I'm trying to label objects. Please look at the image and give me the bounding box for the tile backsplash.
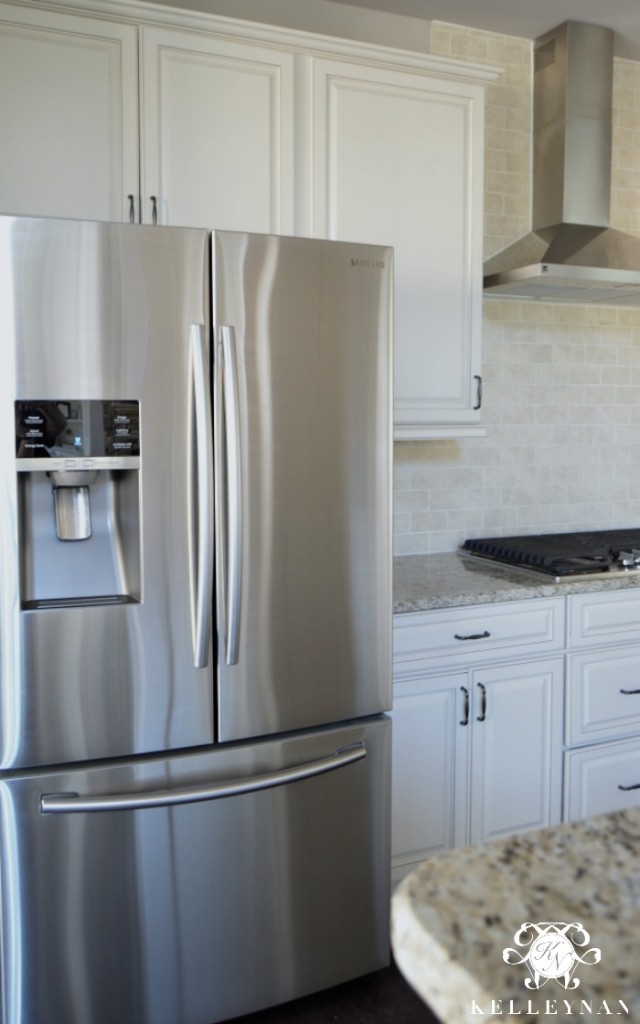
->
[394,300,640,554]
[394,24,640,557]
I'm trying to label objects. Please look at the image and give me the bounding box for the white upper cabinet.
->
[0,3,138,222]
[0,0,495,436]
[140,26,296,231]
[308,58,486,438]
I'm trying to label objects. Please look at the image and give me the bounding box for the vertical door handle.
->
[459,686,469,726]
[215,326,242,666]
[190,325,214,668]
[473,374,483,411]
[127,194,136,223]
[477,682,487,722]
[150,195,158,225]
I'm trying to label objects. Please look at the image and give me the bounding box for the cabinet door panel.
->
[141,27,295,232]
[568,590,640,648]
[310,59,484,437]
[0,4,138,221]
[565,739,640,821]
[469,659,563,845]
[567,647,640,746]
[390,673,468,883]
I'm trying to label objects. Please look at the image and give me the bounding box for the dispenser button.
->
[82,459,94,469]
[64,459,77,469]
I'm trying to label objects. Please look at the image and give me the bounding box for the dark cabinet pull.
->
[454,630,490,641]
[477,682,487,722]
[127,194,135,223]
[459,686,469,726]
[150,195,158,225]
[618,782,640,791]
[620,688,640,695]
[473,374,483,411]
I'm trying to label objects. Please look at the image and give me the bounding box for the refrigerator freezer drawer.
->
[0,717,390,1024]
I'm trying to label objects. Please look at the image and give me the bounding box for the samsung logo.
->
[350,258,386,269]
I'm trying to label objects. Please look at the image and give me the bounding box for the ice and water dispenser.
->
[15,400,141,607]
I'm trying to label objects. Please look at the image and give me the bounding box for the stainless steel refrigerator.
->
[0,215,393,1024]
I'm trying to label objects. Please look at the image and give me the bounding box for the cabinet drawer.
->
[566,648,640,745]
[568,589,640,648]
[564,738,640,821]
[394,599,564,669]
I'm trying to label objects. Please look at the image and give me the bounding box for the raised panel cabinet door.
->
[140,26,295,231]
[564,739,640,822]
[309,58,484,438]
[0,4,139,222]
[390,672,469,884]
[567,647,640,746]
[468,658,564,846]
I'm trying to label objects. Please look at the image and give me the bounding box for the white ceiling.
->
[325,0,640,60]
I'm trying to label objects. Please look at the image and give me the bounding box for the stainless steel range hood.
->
[483,21,640,306]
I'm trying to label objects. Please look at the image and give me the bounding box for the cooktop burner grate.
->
[461,529,640,578]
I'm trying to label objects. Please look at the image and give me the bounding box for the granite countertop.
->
[393,552,640,614]
[391,807,640,1024]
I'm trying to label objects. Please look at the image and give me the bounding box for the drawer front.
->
[568,589,640,648]
[394,599,564,669]
[567,648,640,745]
[564,738,640,822]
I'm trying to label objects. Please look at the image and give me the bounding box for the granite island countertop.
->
[394,552,640,614]
[391,807,640,1024]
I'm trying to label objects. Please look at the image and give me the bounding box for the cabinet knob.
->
[127,194,135,224]
[150,195,158,225]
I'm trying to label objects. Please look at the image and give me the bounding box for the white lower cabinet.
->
[391,602,565,884]
[392,589,640,881]
[468,659,563,846]
[564,589,640,822]
[390,671,468,885]
[565,738,640,821]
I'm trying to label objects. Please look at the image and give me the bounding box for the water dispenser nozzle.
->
[48,470,99,541]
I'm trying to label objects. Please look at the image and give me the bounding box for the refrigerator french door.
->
[0,216,393,1024]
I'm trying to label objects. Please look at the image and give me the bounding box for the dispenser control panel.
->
[15,400,140,470]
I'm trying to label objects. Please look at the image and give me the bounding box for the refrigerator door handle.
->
[216,325,242,666]
[39,742,367,813]
[190,323,214,668]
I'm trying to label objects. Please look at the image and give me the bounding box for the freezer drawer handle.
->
[39,743,366,814]
[190,324,214,668]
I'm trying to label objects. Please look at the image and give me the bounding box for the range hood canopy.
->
[483,21,640,306]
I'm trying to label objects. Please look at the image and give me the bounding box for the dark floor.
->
[229,958,441,1024]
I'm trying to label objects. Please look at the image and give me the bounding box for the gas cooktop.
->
[461,529,640,581]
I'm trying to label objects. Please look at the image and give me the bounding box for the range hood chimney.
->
[483,21,640,306]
